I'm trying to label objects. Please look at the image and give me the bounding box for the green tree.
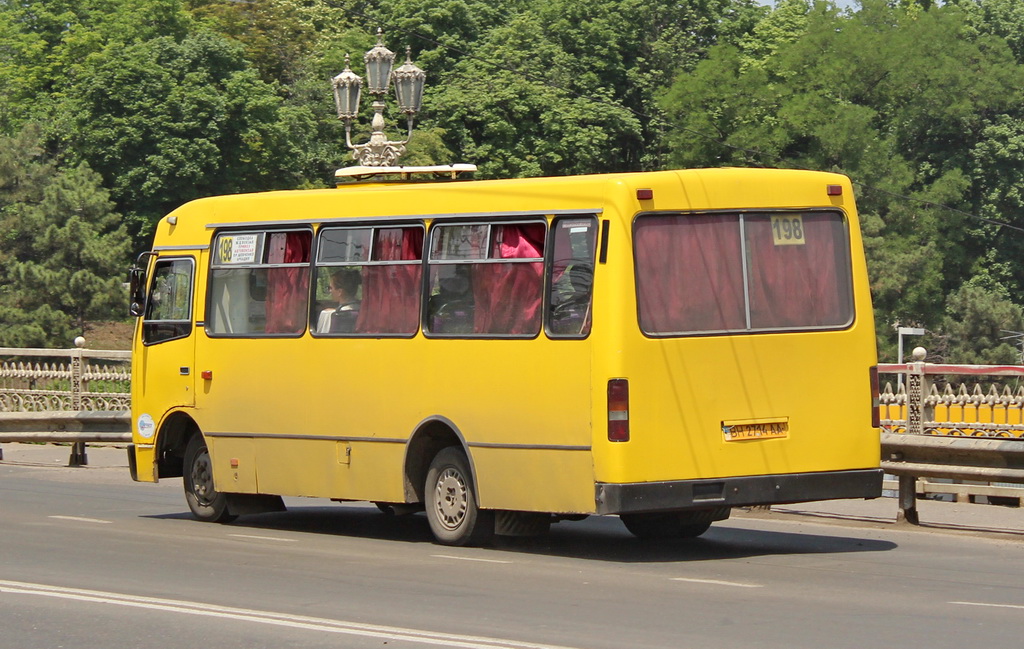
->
[659,0,1024,359]
[939,282,1024,364]
[63,30,318,246]
[0,0,194,134]
[422,0,758,177]
[0,127,129,346]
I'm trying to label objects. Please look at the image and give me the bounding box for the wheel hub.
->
[190,450,216,505]
[434,467,467,530]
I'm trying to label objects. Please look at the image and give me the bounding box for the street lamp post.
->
[332,29,426,167]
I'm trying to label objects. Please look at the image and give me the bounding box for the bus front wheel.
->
[183,434,236,524]
[425,447,494,546]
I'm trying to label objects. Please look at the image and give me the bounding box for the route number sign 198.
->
[770,215,805,246]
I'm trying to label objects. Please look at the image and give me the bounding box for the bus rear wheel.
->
[620,510,715,539]
[183,434,236,524]
[425,447,494,546]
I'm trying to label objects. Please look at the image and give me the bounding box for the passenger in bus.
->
[428,267,474,333]
[317,269,361,333]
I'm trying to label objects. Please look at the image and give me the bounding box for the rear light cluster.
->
[607,379,630,442]
[869,366,880,428]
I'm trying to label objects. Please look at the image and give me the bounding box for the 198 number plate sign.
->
[770,214,805,246]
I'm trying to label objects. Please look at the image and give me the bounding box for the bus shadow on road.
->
[146,503,897,563]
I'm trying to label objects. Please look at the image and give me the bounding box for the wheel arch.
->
[155,411,201,479]
[403,416,474,503]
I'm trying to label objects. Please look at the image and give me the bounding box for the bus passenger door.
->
[136,257,197,412]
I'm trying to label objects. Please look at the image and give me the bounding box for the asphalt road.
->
[2,445,1023,649]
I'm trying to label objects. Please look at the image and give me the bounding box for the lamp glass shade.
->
[364,32,395,94]
[332,66,362,120]
[393,52,426,115]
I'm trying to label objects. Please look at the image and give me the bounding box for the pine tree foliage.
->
[0,128,129,346]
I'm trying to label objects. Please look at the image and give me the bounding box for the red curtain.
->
[471,224,545,335]
[265,232,311,334]
[635,215,744,334]
[745,214,850,328]
[356,227,424,334]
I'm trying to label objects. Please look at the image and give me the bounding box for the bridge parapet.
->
[0,338,130,465]
[880,348,1024,523]
[0,338,130,412]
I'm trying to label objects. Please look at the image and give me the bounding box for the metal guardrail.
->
[0,411,131,465]
[879,348,1024,524]
[0,338,130,466]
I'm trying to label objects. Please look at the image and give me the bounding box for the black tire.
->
[183,434,236,524]
[424,447,494,546]
[621,511,714,539]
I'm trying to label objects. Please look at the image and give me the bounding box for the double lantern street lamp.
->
[332,29,426,167]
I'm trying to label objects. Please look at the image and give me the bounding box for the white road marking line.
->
[228,534,298,543]
[0,580,575,649]
[431,554,513,564]
[951,601,1024,611]
[47,515,112,524]
[671,577,763,589]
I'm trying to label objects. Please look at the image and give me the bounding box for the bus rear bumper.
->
[595,468,883,515]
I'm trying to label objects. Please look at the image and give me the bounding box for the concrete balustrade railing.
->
[880,347,1024,524]
[0,338,130,466]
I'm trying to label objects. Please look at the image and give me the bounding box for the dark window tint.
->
[745,213,853,329]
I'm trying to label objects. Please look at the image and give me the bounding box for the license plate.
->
[723,419,789,441]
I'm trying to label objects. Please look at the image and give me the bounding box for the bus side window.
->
[426,221,545,337]
[207,230,311,336]
[547,217,597,337]
[313,225,422,336]
[143,258,194,345]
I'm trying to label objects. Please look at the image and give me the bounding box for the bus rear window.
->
[634,211,853,335]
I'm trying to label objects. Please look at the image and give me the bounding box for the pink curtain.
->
[635,215,744,333]
[471,224,545,335]
[746,214,850,328]
[356,227,423,334]
[265,232,311,334]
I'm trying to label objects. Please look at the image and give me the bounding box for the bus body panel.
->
[189,327,594,509]
[131,167,880,519]
[586,171,877,495]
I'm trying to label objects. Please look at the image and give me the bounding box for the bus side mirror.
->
[128,266,146,317]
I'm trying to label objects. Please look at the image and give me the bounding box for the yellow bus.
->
[128,166,882,546]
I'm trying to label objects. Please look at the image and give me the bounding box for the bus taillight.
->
[869,366,880,428]
[608,379,630,442]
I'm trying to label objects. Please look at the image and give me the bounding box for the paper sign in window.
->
[770,215,805,246]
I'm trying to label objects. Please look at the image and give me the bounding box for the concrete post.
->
[68,337,88,467]
[897,347,929,524]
